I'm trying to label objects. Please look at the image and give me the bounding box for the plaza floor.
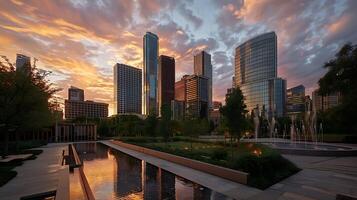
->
[0,143,69,200]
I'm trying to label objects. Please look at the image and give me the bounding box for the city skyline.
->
[1,0,357,115]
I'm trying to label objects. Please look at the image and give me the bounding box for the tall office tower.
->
[114,63,142,115]
[65,87,108,119]
[194,51,212,108]
[143,32,159,115]
[68,86,84,101]
[158,55,175,116]
[312,89,342,112]
[186,75,209,118]
[16,54,31,72]
[235,32,286,117]
[287,85,305,116]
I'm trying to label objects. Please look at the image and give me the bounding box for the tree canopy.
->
[220,87,249,139]
[317,43,357,134]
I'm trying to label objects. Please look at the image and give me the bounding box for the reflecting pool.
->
[70,143,233,200]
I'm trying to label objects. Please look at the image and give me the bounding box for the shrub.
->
[233,153,300,189]
[211,149,228,161]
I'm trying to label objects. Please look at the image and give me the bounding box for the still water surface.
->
[70,143,233,200]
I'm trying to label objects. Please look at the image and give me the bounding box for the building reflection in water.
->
[72,143,232,200]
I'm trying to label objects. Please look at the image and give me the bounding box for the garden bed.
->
[117,137,300,189]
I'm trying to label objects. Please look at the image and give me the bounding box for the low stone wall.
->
[110,140,249,185]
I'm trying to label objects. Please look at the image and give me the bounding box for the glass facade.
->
[143,32,159,115]
[235,32,286,117]
[194,51,212,108]
[287,85,305,115]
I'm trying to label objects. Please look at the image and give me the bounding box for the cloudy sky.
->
[0,0,356,115]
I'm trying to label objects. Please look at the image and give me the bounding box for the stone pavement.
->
[249,155,357,200]
[0,143,69,200]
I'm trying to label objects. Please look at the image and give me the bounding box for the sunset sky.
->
[1,0,356,115]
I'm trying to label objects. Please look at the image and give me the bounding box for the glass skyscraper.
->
[194,51,212,108]
[235,32,286,117]
[143,32,159,115]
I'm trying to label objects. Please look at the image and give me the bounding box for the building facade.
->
[235,32,286,117]
[16,54,31,72]
[68,86,84,101]
[65,87,108,119]
[287,85,305,116]
[143,32,159,115]
[158,55,175,116]
[194,51,212,108]
[114,63,142,115]
[186,75,209,118]
[312,90,342,112]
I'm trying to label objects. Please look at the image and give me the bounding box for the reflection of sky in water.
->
[70,143,233,200]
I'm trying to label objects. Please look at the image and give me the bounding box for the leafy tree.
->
[159,104,171,141]
[220,87,248,140]
[220,88,248,158]
[144,112,158,136]
[0,56,59,156]
[318,43,357,134]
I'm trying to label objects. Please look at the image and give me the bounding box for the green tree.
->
[0,56,59,156]
[159,104,172,141]
[318,43,357,134]
[144,112,158,136]
[220,88,248,157]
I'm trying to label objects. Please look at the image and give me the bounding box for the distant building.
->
[114,63,142,115]
[171,100,185,120]
[287,85,305,116]
[16,54,31,72]
[68,86,84,101]
[175,75,189,102]
[158,55,175,116]
[234,32,286,117]
[194,51,212,108]
[143,32,159,115]
[209,109,221,128]
[212,101,222,110]
[186,75,209,118]
[312,90,342,112]
[65,87,108,119]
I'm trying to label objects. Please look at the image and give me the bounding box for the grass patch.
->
[120,139,300,189]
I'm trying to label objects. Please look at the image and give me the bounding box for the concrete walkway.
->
[101,141,261,200]
[249,155,357,200]
[0,143,68,200]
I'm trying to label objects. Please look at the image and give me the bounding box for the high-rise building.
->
[312,90,342,112]
[65,87,108,119]
[16,54,31,72]
[234,32,286,117]
[68,86,84,101]
[158,55,175,116]
[287,85,305,116]
[114,63,142,115]
[143,32,159,115]
[194,51,212,108]
[175,75,189,102]
[186,75,209,118]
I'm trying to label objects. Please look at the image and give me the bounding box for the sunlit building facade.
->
[143,32,159,115]
[186,75,209,118]
[287,85,305,116]
[114,63,142,115]
[235,32,286,117]
[312,90,342,112]
[194,51,212,108]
